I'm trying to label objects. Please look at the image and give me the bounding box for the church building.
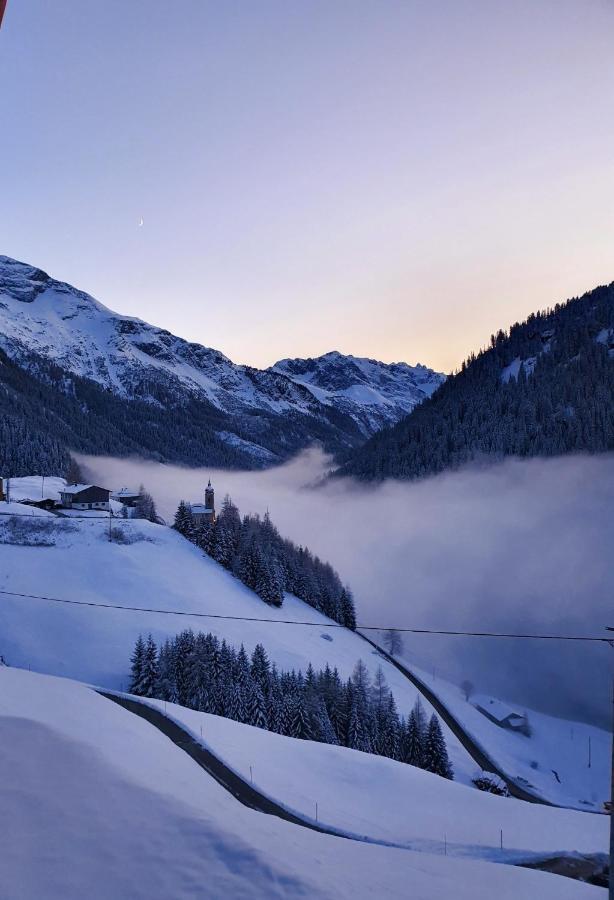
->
[191,479,216,526]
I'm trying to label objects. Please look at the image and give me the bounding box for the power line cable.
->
[0,588,609,642]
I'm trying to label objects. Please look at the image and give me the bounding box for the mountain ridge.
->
[0,255,443,474]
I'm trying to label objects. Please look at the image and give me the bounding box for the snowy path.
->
[98,691,354,840]
[101,690,607,879]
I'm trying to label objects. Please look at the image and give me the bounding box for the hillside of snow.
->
[0,493,476,783]
[0,668,603,900]
[399,662,610,813]
[0,255,444,452]
[137,694,608,863]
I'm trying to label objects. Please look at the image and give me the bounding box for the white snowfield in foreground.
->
[140,695,608,862]
[0,668,603,900]
[0,498,476,782]
[405,663,610,812]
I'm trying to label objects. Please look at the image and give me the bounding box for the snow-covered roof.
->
[60,484,93,495]
[190,504,213,514]
[111,488,141,499]
[474,696,526,723]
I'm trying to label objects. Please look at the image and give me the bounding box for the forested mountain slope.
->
[336,283,614,481]
[0,346,262,475]
[0,255,442,475]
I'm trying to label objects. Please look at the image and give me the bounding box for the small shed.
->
[474,697,531,737]
[20,498,56,511]
[59,484,110,511]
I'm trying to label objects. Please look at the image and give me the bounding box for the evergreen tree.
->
[173,501,192,536]
[339,588,357,630]
[140,634,159,697]
[246,683,269,729]
[423,714,454,779]
[174,629,195,706]
[290,694,312,740]
[129,635,146,695]
[135,484,157,522]
[402,705,425,767]
[346,688,372,753]
[250,644,271,692]
[155,639,177,701]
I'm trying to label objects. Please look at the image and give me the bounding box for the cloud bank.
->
[82,450,614,727]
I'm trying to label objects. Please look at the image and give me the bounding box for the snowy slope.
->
[140,696,608,863]
[1,474,67,502]
[401,663,610,812]
[0,668,602,900]
[0,497,476,783]
[0,255,443,449]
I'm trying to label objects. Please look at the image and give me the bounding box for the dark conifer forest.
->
[173,496,356,628]
[129,631,454,780]
[337,283,614,480]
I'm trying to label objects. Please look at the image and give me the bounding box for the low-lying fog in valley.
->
[83,450,614,728]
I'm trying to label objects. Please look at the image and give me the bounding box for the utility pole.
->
[606,627,613,900]
[610,676,614,900]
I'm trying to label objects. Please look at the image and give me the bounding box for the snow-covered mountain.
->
[0,255,444,468]
[273,351,444,434]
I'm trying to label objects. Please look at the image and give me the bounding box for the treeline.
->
[338,282,614,480]
[129,631,453,779]
[174,497,356,628]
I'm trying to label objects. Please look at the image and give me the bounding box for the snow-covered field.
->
[399,660,610,812]
[0,667,603,900]
[137,694,608,864]
[1,475,66,503]
[0,488,476,783]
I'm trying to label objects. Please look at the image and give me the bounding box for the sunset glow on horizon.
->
[1,0,613,372]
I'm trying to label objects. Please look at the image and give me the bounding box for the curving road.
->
[97,689,603,887]
[97,690,413,851]
[98,691,342,833]
[357,633,554,806]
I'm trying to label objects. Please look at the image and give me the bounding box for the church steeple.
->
[205,479,215,517]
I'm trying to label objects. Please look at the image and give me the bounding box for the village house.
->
[59,484,111,511]
[111,488,142,508]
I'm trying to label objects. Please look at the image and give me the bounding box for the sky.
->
[1,1,614,372]
[85,450,614,728]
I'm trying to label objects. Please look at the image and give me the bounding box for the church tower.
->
[205,479,215,521]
